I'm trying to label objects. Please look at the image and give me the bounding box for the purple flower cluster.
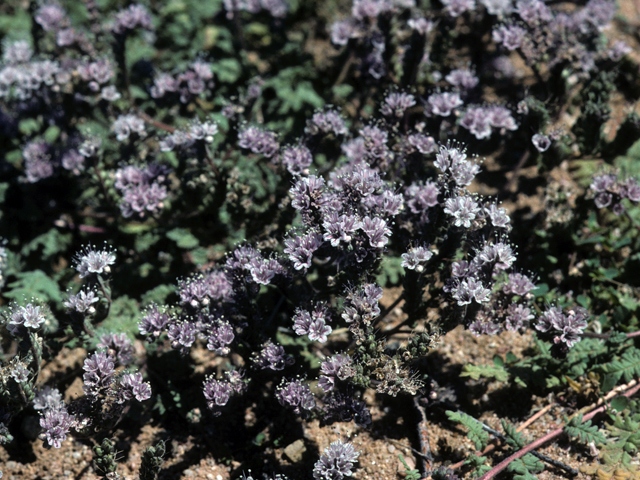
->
[341,283,383,326]
[459,105,518,139]
[178,270,233,308]
[401,245,433,272]
[5,302,47,335]
[112,4,153,35]
[381,92,416,118]
[82,351,115,397]
[434,144,481,186]
[238,125,280,158]
[305,109,349,136]
[97,333,134,366]
[281,144,313,175]
[284,231,324,271]
[138,304,172,339]
[293,304,332,343]
[223,0,289,19]
[535,306,589,348]
[114,164,170,218]
[318,354,354,393]
[151,60,214,104]
[426,92,464,117]
[253,341,294,370]
[313,440,360,480]
[441,0,476,17]
[276,378,315,414]
[39,404,75,449]
[64,288,99,315]
[492,24,527,50]
[590,173,640,213]
[73,244,116,278]
[112,114,146,141]
[22,142,54,183]
[203,371,246,411]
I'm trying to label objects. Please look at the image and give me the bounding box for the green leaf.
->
[531,283,549,297]
[598,350,640,390]
[166,228,199,249]
[461,363,509,382]
[446,410,490,450]
[211,58,242,83]
[4,270,63,304]
[610,396,629,413]
[564,413,607,445]
[20,228,72,260]
[141,284,175,307]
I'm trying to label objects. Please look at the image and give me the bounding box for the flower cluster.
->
[590,173,640,214]
[276,378,315,414]
[113,164,171,218]
[73,245,116,278]
[313,441,360,480]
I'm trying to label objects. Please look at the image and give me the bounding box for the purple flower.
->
[23,142,54,183]
[306,109,348,136]
[238,126,279,158]
[408,17,434,35]
[2,40,32,64]
[313,441,359,480]
[97,333,134,366]
[61,149,85,174]
[8,303,47,331]
[318,354,354,392]
[475,242,516,270]
[407,133,437,154]
[282,144,313,175]
[342,283,383,325]
[493,25,527,50]
[39,405,75,448]
[503,272,535,296]
[460,107,493,139]
[291,175,326,212]
[427,92,463,117]
[253,341,293,370]
[150,72,179,98]
[405,182,440,213]
[112,114,146,141]
[203,375,239,409]
[441,0,476,16]
[292,305,332,343]
[360,216,391,248]
[112,4,153,35]
[139,305,171,339]
[35,4,67,32]
[480,0,513,15]
[34,386,64,411]
[118,372,151,403]
[505,304,534,331]
[516,0,552,24]
[276,378,315,414]
[205,320,235,355]
[381,92,416,117]
[485,204,511,228]
[401,246,433,272]
[535,306,588,348]
[73,245,116,278]
[284,231,324,271]
[445,68,479,89]
[330,20,356,46]
[452,277,491,305]
[444,196,481,228]
[82,351,115,396]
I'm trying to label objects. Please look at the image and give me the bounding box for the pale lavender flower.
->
[167,320,200,351]
[480,0,513,15]
[253,341,293,370]
[381,92,416,117]
[82,351,115,396]
[2,40,33,64]
[427,92,463,117]
[535,306,588,348]
[360,216,391,248]
[35,4,67,32]
[401,246,433,272]
[407,133,437,154]
[452,277,491,305]
[313,441,360,480]
[408,17,434,35]
[445,68,479,89]
[8,303,47,331]
[318,354,354,392]
[284,232,324,271]
[590,174,617,193]
[444,196,481,228]
[306,109,348,136]
[486,105,518,131]
[11,364,29,383]
[532,134,551,152]
[112,4,153,35]
[238,126,279,158]
[118,372,151,402]
[608,41,632,61]
[342,283,383,325]
[23,142,54,183]
[293,305,332,343]
[323,213,361,247]
[282,144,313,175]
[485,204,511,228]
[505,304,534,331]
[405,182,440,212]
[112,114,146,141]
[39,405,75,448]
[503,272,535,296]
[276,378,315,414]
[441,0,476,16]
[73,245,116,278]
[203,377,232,408]
[331,20,356,46]
[516,0,552,24]
[61,149,85,174]
[98,333,134,366]
[493,24,526,50]
[150,72,179,98]
[139,305,171,338]
[33,386,63,411]
[475,242,516,270]
[64,289,99,314]
[460,106,493,139]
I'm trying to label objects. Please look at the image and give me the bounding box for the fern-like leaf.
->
[501,419,529,449]
[564,414,607,445]
[598,350,640,392]
[446,410,490,451]
[461,364,509,382]
[507,455,544,480]
[463,454,491,477]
